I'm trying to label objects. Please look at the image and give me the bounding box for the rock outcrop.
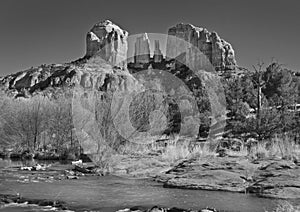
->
[153,40,163,63]
[166,23,236,71]
[155,157,300,199]
[0,57,140,98]
[86,20,128,69]
[134,33,151,64]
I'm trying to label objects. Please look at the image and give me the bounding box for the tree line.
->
[0,62,299,157]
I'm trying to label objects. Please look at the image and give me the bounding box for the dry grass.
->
[102,133,300,174]
[89,134,300,176]
[226,145,248,157]
[160,144,191,164]
[225,135,300,161]
[273,135,300,160]
[249,142,272,159]
[160,139,217,164]
[190,144,217,158]
[248,137,300,160]
[266,201,300,212]
[118,136,217,165]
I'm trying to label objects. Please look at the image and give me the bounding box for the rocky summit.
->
[167,23,236,71]
[86,20,128,69]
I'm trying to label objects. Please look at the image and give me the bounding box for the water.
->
[0,159,280,212]
[0,158,68,167]
[0,203,70,212]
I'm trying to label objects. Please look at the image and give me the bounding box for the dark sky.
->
[0,0,299,75]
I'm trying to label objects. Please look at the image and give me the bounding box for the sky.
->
[0,0,299,75]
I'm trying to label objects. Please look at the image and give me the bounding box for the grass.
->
[226,145,248,157]
[189,143,217,158]
[160,144,191,164]
[249,139,300,161]
[266,201,300,212]
[102,136,219,173]
[273,135,300,160]
[88,133,300,175]
[225,135,300,161]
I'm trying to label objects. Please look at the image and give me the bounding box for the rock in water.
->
[166,23,236,71]
[86,20,128,69]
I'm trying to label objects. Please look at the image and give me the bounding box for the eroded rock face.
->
[0,58,140,98]
[166,23,236,71]
[153,40,163,63]
[134,33,151,64]
[86,20,128,69]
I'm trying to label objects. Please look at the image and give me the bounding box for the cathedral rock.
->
[85,20,237,72]
[1,20,239,98]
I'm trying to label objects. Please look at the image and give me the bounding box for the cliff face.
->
[166,23,236,71]
[86,20,128,69]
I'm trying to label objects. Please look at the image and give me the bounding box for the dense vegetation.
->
[223,63,300,144]
[0,62,299,162]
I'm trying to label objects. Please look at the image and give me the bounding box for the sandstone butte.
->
[0,19,238,98]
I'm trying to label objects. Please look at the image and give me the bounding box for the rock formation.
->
[0,20,240,98]
[166,23,236,71]
[0,58,140,98]
[134,33,151,64]
[153,40,163,63]
[86,20,128,69]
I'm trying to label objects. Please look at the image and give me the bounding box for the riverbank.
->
[2,152,300,200]
[98,149,300,200]
[0,194,69,210]
[0,159,279,212]
[0,194,219,212]
[1,151,299,212]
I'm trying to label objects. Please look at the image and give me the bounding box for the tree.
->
[223,62,297,142]
[262,63,298,135]
[48,95,75,154]
[0,95,52,151]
